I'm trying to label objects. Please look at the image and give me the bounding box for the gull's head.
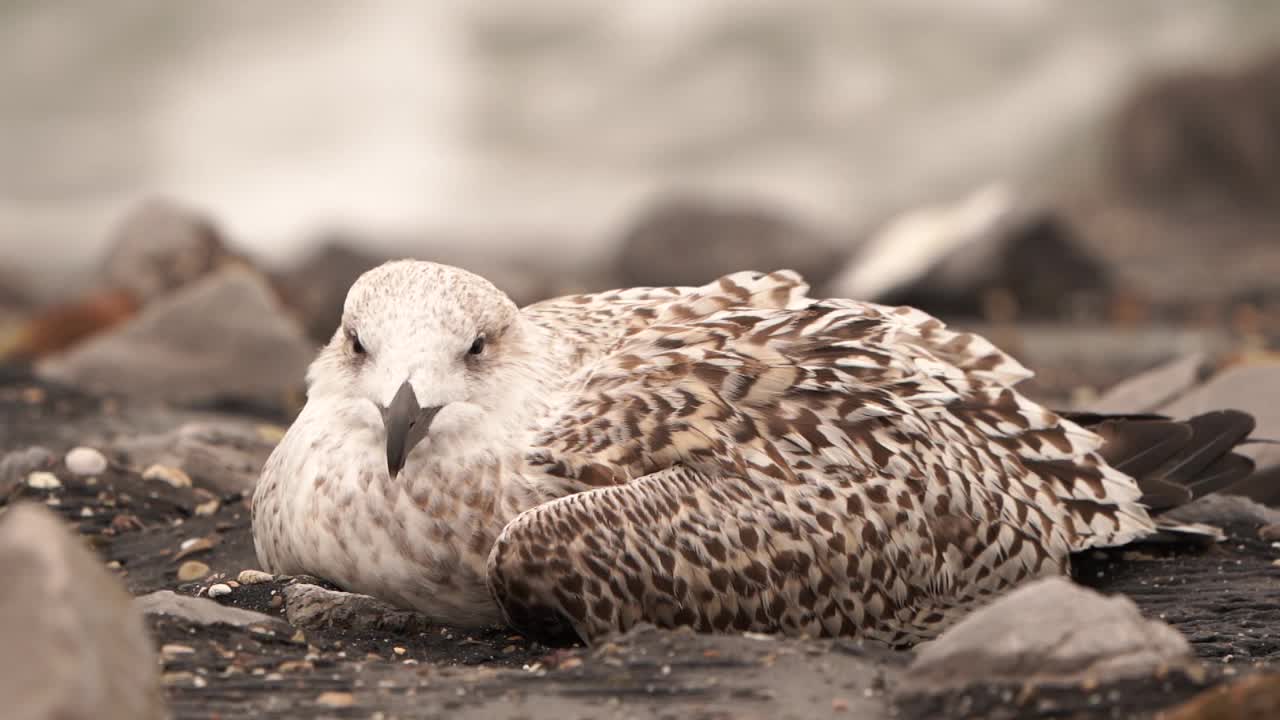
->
[305,260,527,477]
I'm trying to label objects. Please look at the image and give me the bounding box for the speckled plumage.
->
[252,260,1251,645]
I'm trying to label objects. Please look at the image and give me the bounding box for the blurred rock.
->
[1090,356,1280,505]
[1163,495,1280,529]
[903,577,1192,692]
[0,445,56,499]
[0,270,31,326]
[284,583,433,635]
[0,502,164,720]
[112,420,278,494]
[615,196,844,289]
[271,239,388,343]
[0,289,140,362]
[137,590,289,632]
[1106,49,1280,212]
[36,265,313,411]
[472,256,603,308]
[100,198,244,302]
[1067,49,1280,317]
[1160,362,1280,473]
[271,238,589,342]
[1067,201,1280,317]
[1088,353,1213,414]
[1,198,248,362]
[832,185,1112,319]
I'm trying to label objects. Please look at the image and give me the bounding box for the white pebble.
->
[237,569,274,585]
[64,446,107,476]
[207,583,233,598]
[142,464,192,488]
[26,471,62,490]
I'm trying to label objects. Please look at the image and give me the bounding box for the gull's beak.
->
[379,380,443,478]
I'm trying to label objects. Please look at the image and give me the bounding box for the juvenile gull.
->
[252,260,1256,645]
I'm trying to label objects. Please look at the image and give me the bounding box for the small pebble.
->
[143,464,192,489]
[392,646,407,656]
[26,471,61,489]
[79,507,94,517]
[176,536,217,560]
[161,644,196,659]
[194,498,221,516]
[316,692,355,708]
[161,671,194,686]
[177,561,211,582]
[237,569,274,585]
[64,446,107,476]
[208,583,232,598]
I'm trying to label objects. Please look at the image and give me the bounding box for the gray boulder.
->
[904,577,1193,692]
[615,196,845,289]
[828,185,1111,319]
[37,265,313,410]
[1088,353,1213,414]
[284,583,434,634]
[0,503,164,720]
[98,197,241,302]
[271,239,387,343]
[137,590,290,633]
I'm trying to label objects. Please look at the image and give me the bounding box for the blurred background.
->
[3,0,1280,409]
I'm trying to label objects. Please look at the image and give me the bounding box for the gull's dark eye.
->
[468,335,486,356]
[349,331,366,356]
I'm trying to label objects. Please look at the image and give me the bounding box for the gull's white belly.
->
[252,419,504,627]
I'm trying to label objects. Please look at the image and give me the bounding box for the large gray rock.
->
[0,502,164,720]
[904,577,1193,692]
[98,198,242,302]
[271,239,387,343]
[828,185,1112,319]
[37,265,313,409]
[1160,363,1280,473]
[112,419,278,494]
[1105,49,1280,212]
[615,196,845,289]
[283,583,434,635]
[137,590,289,633]
[1088,352,1213,414]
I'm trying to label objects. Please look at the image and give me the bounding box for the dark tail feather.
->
[1221,464,1280,507]
[1059,409,1258,513]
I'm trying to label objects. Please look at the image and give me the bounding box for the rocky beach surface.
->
[2,354,1280,719]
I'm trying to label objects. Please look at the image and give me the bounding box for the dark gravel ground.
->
[3,365,1280,719]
